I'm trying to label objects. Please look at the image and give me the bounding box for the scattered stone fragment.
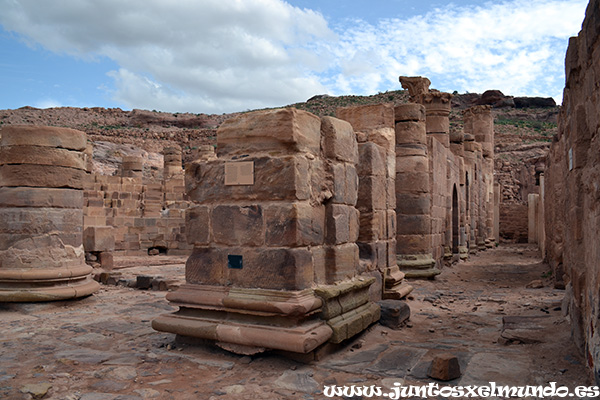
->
[526,280,543,289]
[20,382,52,399]
[378,300,410,329]
[274,370,320,394]
[428,353,461,381]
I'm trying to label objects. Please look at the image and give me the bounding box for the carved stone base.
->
[397,254,440,279]
[458,246,469,260]
[383,266,414,299]
[153,284,332,354]
[314,277,380,344]
[0,265,99,302]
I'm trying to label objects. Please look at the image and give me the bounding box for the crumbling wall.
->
[83,149,192,261]
[545,0,600,384]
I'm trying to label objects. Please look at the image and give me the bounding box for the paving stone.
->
[365,347,428,377]
[274,370,320,394]
[459,352,532,386]
[54,348,113,364]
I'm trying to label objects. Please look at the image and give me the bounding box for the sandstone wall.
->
[545,0,600,384]
[498,203,528,242]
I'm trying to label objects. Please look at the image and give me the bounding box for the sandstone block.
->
[378,300,410,329]
[357,175,386,212]
[185,205,210,245]
[0,232,82,251]
[0,125,87,150]
[357,142,385,177]
[0,187,83,209]
[395,171,430,194]
[396,234,432,254]
[186,246,314,290]
[217,108,321,156]
[337,104,394,133]
[397,215,431,235]
[83,226,115,252]
[325,243,358,283]
[0,207,83,236]
[331,163,358,205]
[394,104,425,122]
[0,146,87,170]
[396,155,429,173]
[386,177,396,209]
[99,252,114,270]
[265,202,324,247]
[396,193,431,215]
[321,116,359,164]
[386,210,396,239]
[395,121,427,146]
[428,353,461,381]
[312,246,327,284]
[325,204,354,245]
[186,156,311,203]
[0,164,89,189]
[211,204,264,247]
[358,210,386,242]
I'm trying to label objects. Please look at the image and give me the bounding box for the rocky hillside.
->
[0,89,557,202]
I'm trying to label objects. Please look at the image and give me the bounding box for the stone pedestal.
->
[0,125,99,301]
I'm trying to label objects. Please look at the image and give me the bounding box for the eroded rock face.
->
[0,125,99,302]
[545,0,600,385]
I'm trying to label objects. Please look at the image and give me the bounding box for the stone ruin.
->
[544,0,600,384]
[0,76,499,356]
[0,126,99,301]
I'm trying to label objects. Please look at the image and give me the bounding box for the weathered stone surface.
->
[83,226,115,252]
[428,353,462,381]
[265,202,324,247]
[357,142,385,177]
[324,243,359,283]
[0,207,83,236]
[211,205,264,247]
[325,204,353,245]
[0,164,89,189]
[356,175,386,212]
[396,214,430,235]
[0,187,83,209]
[0,125,87,150]
[217,108,321,156]
[395,121,427,145]
[321,116,359,164]
[331,162,358,205]
[0,145,87,170]
[185,205,210,245]
[394,103,426,122]
[186,156,312,203]
[358,210,386,242]
[337,104,394,133]
[186,247,314,290]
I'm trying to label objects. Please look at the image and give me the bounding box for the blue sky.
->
[0,0,589,113]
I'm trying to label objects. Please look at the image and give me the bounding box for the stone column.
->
[337,104,413,300]
[163,146,183,178]
[494,182,500,245]
[0,125,99,301]
[423,91,453,148]
[462,133,480,254]
[121,156,143,178]
[394,104,439,278]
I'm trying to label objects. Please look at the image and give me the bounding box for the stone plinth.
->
[154,108,378,354]
[0,125,99,302]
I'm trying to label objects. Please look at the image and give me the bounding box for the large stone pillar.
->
[121,156,143,178]
[394,104,439,278]
[337,104,413,299]
[0,125,99,301]
[153,108,379,354]
[462,133,481,254]
[464,106,494,249]
[163,146,183,178]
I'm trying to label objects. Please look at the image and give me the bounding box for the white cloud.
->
[318,0,587,103]
[0,0,588,112]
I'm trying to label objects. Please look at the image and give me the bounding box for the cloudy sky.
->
[0,0,589,114]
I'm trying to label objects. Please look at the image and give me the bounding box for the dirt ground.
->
[0,244,594,400]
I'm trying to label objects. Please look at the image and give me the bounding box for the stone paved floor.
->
[0,244,594,399]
